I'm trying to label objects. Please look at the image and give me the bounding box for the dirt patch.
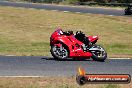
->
[109,54,132,58]
[0,77,131,88]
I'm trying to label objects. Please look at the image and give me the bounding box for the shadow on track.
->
[41,57,97,62]
[40,56,110,62]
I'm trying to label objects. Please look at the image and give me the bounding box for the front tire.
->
[91,45,107,62]
[51,44,69,60]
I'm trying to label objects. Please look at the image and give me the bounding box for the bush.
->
[64,0,80,4]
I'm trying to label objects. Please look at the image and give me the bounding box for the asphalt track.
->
[0,56,131,76]
[0,1,126,16]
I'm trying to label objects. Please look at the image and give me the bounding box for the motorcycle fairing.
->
[51,34,92,57]
[88,36,98,43]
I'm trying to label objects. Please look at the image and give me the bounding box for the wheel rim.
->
[92,46,106,58]
[52,46,68,59]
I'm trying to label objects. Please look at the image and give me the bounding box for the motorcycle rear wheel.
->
[91,45,107,62]
[51,44,69,60]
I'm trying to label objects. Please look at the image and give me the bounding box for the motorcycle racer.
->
[75,31,92,50]
[62,30,92,51]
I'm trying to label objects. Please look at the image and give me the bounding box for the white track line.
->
[63,11,70,13]
[51,9,116,17]
[108,15,114,16]
[5,55,16,56]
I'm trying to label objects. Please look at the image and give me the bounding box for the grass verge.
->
[0,77,131,88]
[0,6,132,57]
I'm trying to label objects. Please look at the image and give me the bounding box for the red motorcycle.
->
[50,29,107,61]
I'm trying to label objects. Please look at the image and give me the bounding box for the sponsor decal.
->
[76,67,131,85]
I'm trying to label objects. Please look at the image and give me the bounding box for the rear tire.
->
[91,45,107,62]
[50,44,69,60]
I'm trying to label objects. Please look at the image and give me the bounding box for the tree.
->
[94,0,108,3]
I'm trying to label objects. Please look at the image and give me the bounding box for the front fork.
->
[53,43,63,52]
[82,42,93,51]
[89,45,104,56]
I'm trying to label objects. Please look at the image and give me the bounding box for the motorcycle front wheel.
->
[91,45,107,62]
[50,44,69,60]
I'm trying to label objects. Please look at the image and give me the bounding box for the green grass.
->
[0,6,132,57]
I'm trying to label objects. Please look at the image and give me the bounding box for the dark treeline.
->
[81,0,132,3]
